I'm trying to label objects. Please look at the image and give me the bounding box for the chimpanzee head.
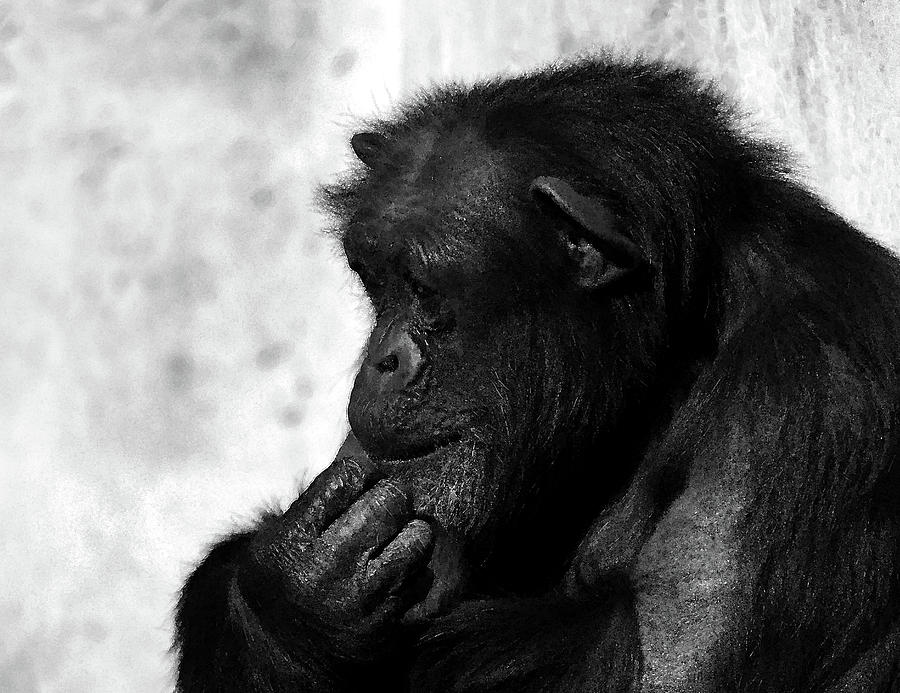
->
[320,63,744,565]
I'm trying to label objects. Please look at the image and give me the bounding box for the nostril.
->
[375,353,399,374]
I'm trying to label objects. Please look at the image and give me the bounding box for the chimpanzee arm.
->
[174,521,349,692]
[410,576,641,692]
[174,455,434,693]
[822,622,900,693]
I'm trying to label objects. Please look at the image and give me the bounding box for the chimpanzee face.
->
[335,126,650,550]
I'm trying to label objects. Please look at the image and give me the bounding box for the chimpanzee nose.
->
[348,322,426,458]
[375,353,400,374]
[366,323,423,392]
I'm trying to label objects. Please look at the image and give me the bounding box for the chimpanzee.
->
[174,56,900,692]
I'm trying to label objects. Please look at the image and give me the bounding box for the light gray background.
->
[1,1,897,690]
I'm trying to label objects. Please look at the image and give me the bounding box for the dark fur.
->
[175,56,900,691]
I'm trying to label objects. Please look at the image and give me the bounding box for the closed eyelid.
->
[399,261,436,292]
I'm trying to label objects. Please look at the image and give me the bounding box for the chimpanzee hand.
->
[240,456,434,663]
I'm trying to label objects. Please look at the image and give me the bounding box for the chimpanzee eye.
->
[410,279,434,300]
[408,277,437,308]
[400,268,429,298]
[405,273,454,330]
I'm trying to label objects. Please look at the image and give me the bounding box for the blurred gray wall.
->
[0,1,897,690]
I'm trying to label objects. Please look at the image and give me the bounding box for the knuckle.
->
[374,478,408,503]
[336,456,379,487]
[367,481,410,517]
[387,522,432,560]
[406,519,433,545]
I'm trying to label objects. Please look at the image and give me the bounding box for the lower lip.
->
[378,438,468,469]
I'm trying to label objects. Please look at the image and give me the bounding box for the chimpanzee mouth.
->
[377,435,469,469]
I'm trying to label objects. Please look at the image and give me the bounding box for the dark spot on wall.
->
[160,258,219,305]
[330,49,357,78]
[143,272,161,292]
[557,29,577,54]
[295,376,314,399]
[209,20,241,44]
[103,142,129,161]
[280,406,304,428]
[83,128,130,161]
[166,352,194,390]
[649,0,676,22]
[251,186,275,209]
[296,7,320,38]
[225,135,271,164]
[0,20,21,43]
[78,163,108,193]
[235,41,278,75]
[256,341,293,370]
[112,270,131,294]
[146,0,170,14]
[82,620,109,643]
[0,99,24,128]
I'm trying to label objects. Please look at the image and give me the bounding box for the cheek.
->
[454,315,534,385]
[422,336,498,424]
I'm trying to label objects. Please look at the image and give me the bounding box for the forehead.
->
[394,130,516,234]
[343,128,522,268]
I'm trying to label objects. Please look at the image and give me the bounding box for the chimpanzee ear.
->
[350,132,386,168]
[530,176,647,290]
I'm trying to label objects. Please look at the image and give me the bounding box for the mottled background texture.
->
[1,1,897,690]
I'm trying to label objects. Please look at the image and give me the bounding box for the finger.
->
[323,479,410,556]
[377,567,434,621]
[367,519,434,599]
[284,456,383,536]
